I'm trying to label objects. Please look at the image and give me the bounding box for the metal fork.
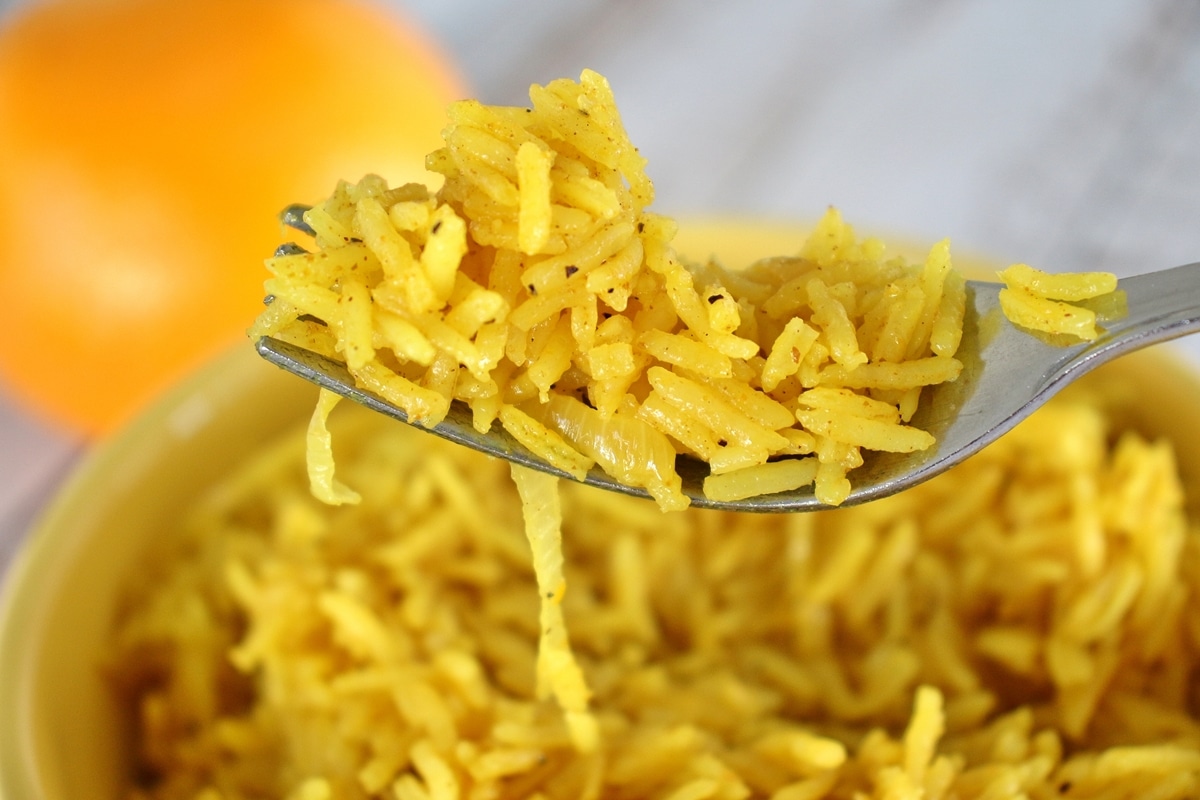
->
[257,248,1200,511]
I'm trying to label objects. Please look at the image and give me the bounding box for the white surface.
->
[3,0,1200,578]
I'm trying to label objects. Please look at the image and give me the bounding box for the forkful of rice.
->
[251,70,1200,513]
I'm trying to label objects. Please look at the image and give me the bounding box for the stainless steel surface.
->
[255,262,1200,511]
[4,1,1200,564]
[860,262,1200,507]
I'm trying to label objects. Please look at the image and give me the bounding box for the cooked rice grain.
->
[997,263,1120,342]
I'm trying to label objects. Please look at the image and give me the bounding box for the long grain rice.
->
[249,70,970,509]
[110,384,1200,799]
[108,71,1192,800]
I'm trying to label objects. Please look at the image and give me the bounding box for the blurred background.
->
[1,0,1198,577]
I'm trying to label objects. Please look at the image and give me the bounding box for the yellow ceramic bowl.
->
[1,223,1198,799]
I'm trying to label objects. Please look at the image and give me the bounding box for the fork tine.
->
[273,242,309,257]
[279,203,315,236]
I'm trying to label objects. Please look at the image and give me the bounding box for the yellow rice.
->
[249,70,968,510]
[110,384,1200,799]
[109,71,1193,800]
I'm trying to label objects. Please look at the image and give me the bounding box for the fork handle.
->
[1104,261,1200,356]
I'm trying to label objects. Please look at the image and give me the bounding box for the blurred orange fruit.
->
[0,0,465,437]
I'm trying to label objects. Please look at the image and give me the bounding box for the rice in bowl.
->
[109,377,1200,800]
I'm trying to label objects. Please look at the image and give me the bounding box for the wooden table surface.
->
[2,0,1199,580]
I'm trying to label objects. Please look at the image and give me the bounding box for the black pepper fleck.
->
[431,220,442,234]
[565,265,578,277]
[527,283,538,296]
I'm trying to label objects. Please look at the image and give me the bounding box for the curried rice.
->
[249,70,969,510]
[110,385,1200,799]
[110,70,1197,800]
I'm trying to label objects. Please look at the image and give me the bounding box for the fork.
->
[256,252,1200,512]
